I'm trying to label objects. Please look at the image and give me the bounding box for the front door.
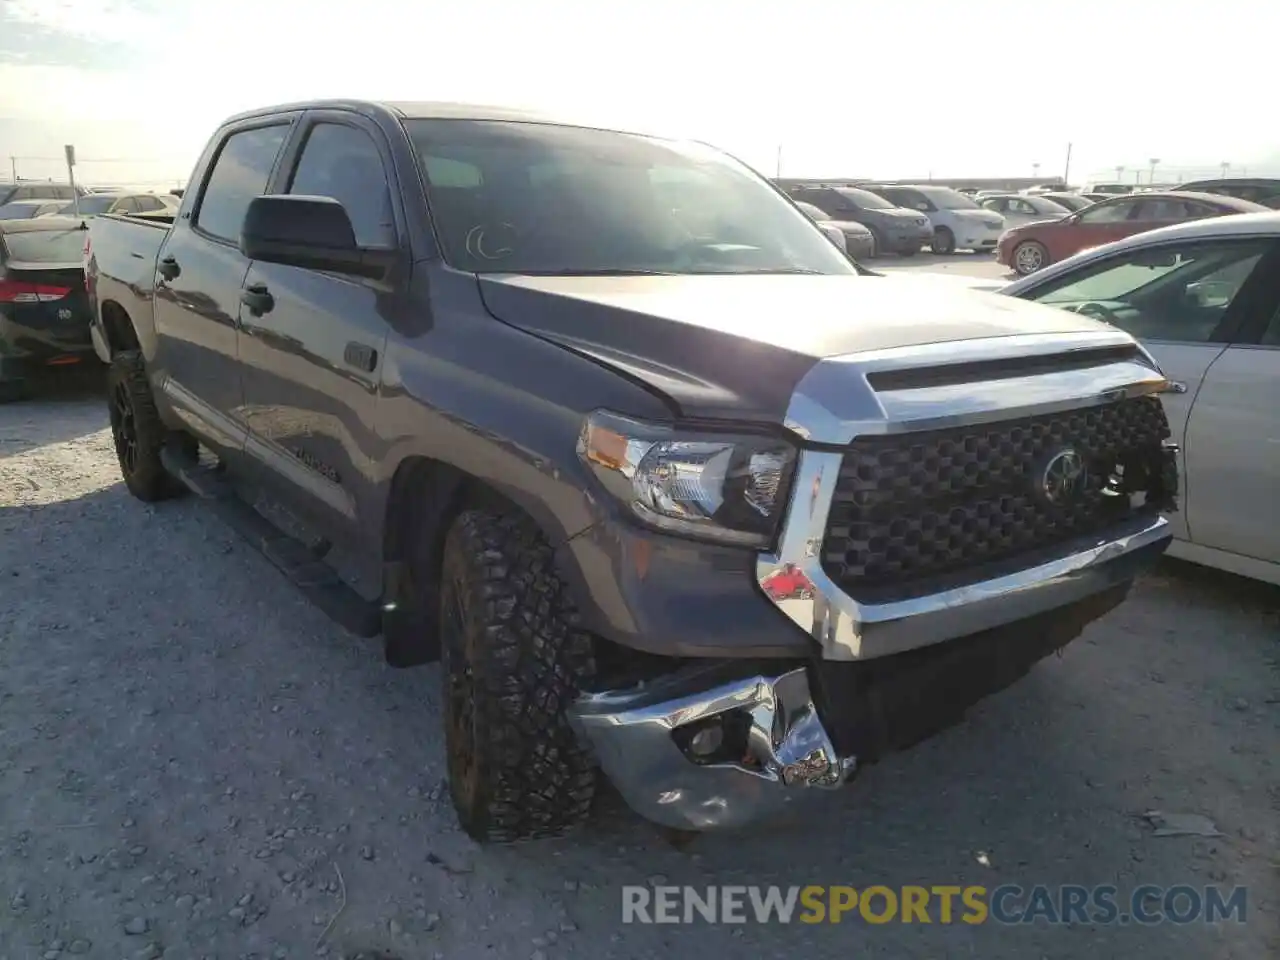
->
[1180,271,1280,566]
[237,113,402,546]
[151,119,294,452]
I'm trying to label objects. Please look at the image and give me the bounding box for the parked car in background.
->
[996,191,1267,276]
[1081,182,1132,197]
[49,192,180,218]
[980,193,1071,229]
[0,182,85,206]
[1039,192,1094,212]
[1175,178,1280,210]
[0,217,94,400]
[793,199,876,259]
[0,200,68,220]
[863,183,1006,255]
[783,184,931,256]
[1002,211,1280,585]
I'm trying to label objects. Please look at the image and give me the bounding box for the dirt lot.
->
[1,369,1277,960]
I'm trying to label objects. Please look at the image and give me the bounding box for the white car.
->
[864,184,1007,255]
[1002,212,1280,585]
[980,194,1072,230]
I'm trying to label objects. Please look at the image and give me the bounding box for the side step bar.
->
[160,446,383,638]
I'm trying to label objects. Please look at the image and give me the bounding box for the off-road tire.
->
[107,350,184,502]
[439,508,598,843]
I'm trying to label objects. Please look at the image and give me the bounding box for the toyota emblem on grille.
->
[1037,448,1088,505]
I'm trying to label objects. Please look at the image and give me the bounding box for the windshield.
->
[835,187,893,210]
[4,227,86,262]
[58,195,116,215]
[918,187,980,210]
[794,200,827,220]
[1027,196,1071,215]
[403,119,857,276]
[1046,194,1087,211]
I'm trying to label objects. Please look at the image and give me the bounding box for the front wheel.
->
[107,351,184,502]
[1012,240,1049,276]
[440,508,598,843]
[931,227,956,255]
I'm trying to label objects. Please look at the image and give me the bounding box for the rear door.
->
[1014,235,1279,542]
[1066,197,1142,256]
[236,110,404,543]
[151,116,296,452]
[1179,256,1280,567]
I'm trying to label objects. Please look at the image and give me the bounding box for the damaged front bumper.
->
[568,663,854,832]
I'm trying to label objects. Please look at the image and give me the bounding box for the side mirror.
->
[240,195,395,278]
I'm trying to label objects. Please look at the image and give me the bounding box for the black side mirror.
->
[240,195,395,278]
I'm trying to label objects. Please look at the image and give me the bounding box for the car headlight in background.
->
[578,410,797,547]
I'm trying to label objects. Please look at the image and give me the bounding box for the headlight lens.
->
[578,410,797,547]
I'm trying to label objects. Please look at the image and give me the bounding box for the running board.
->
[160,446,383,638]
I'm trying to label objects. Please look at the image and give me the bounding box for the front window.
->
[404,119,856,276]
[1024,240,1270,343]
[918,187,980,210]
[4,227,87,263]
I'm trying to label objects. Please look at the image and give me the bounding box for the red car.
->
[996,190,1267,276]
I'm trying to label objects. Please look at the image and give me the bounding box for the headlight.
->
[577,410,797,547]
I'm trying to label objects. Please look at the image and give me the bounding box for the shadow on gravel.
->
[0,366,109,457]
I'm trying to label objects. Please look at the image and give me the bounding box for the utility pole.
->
[1063,143,1072,186]
[775,145,782,178]
[8,156,16,182]
[1148,157,1160,185]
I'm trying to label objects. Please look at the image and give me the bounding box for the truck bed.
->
[85,212,173,363]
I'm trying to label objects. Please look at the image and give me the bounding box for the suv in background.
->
[0,183,86,206]
[785,184,931,256]
[863,183,1007,255]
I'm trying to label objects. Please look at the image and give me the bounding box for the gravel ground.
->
[1,382,1277,960]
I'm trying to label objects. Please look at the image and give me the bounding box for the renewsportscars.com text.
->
[622,884,1248,926]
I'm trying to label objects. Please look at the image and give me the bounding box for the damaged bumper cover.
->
[568,663,854,832]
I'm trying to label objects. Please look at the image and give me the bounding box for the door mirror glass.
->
[240,195,394,278]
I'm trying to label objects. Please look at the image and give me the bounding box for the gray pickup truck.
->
[86,99,1179,843]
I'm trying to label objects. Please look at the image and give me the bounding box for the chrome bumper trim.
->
[568,666,853,832]
[757,449,1172,661]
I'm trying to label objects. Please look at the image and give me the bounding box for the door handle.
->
[343,341,378,372]
[1164,380,1189,394]
[240,283,275,317]
[157,255,180,281]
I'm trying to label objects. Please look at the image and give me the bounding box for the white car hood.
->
[878,271,1011,294]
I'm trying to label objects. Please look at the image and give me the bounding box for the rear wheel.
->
[1013,240,1049,276]
[107,351,184,502]
[439,507,598,843]
[931,227,956,255]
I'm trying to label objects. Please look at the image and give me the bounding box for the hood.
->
[477,273,1110,421]
[882,208,928,220]
[826,219,873,237]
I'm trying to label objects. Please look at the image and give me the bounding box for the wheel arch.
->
[99,299,142,356]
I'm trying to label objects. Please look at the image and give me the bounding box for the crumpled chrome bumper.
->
[568,664,854,832]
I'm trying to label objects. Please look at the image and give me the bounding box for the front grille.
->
[821,395,1170,597]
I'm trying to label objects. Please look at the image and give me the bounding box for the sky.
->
[1,0,1274,188]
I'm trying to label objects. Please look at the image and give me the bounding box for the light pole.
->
[1032,161,1041,181]
[1148,157,1160,185]
[1115,165,1125,183]
[1220,161,1230,178]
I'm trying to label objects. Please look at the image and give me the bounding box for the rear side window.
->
[196,124,290,242]
[287,122,396,248]
[3,228,87,263]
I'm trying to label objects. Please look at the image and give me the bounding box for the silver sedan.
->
[1002,211,1280,585]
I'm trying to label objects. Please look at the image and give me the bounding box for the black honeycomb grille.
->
[821,395,1170,595]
